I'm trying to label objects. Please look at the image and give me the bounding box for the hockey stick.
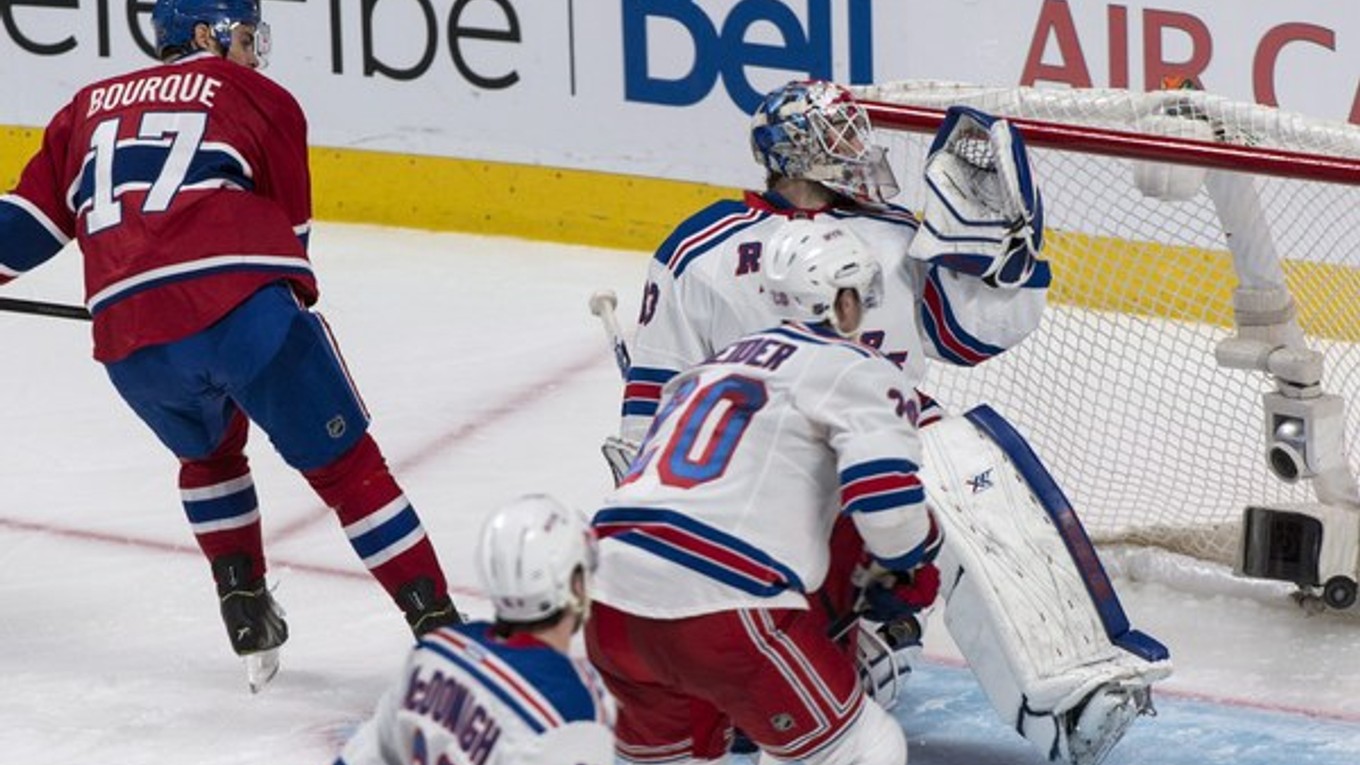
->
[589,289,637,485]
[588,289,631,381]
[0,296,92,321]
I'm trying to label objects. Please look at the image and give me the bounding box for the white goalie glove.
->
[908,106,1045,289]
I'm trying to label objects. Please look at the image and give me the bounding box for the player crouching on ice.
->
[335,495,616,765]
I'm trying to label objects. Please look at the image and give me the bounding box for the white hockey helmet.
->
[475,494,598,624]
[750,80,900,204]
[763,218,883,337]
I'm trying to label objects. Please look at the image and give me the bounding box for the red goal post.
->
[853,81,1360,567]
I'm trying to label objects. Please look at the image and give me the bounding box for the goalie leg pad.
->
[921,406,1171,765]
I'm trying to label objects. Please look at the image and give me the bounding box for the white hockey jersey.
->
[619,191,1048,443]
[593,322,943,619]
[335,622,615,765]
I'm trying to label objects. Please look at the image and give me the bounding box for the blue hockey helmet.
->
[151,0,268,62]
[750,80,900,204]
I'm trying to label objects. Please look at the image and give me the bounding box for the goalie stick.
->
[588,289,631,381]
[0,296,92,321]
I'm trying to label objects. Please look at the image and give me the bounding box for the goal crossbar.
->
[861,99,1360,186]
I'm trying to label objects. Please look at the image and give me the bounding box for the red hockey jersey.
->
[0,51,317,362]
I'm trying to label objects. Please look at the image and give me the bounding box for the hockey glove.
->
[908,106,1048,290]
[860,562,941,623]
[601,436,639,487]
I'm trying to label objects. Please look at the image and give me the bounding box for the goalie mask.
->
[152,0,270,65]
[751,80,901,204]
[475,494,598,624]
[763,218,883,338]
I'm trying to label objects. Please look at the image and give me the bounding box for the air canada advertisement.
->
[1,0,1355,186]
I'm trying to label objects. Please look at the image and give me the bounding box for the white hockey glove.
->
[908,106,1046,289]
[601,436,639,487]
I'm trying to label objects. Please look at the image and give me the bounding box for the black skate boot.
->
[212,553,288,692]
[397,577,462,637]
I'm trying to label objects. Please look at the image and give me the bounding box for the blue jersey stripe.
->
[844,487,926,515]
[595,506,804,596]
[418,639,549,734]
[446,623,602,724]
[621,400,659,417]
[840,458,918,484]
[655,200,768,278]
[71,144,252,213]
[767,325,875,359]
[626,366,678,384]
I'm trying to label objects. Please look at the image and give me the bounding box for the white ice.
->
[1,222,1357,764]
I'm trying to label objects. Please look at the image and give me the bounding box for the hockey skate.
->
[212,553,289,694]
[398,578,462,637]
[1061,683,1156,765]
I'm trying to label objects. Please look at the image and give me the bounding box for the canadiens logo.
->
[966,469,994,494]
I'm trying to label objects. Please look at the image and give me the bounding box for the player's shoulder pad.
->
[654,197,770,278]
[424,623,606,725]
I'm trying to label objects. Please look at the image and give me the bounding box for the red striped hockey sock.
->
[303,433,449,606]
[179,411,266,582]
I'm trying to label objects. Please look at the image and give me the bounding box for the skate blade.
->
[245,648,281,694]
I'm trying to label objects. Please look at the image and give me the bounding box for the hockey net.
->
[855,81,1360,568]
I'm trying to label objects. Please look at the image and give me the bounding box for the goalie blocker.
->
[920,405,1171,765]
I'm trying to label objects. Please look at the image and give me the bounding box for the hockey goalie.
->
[906,109,1171,765]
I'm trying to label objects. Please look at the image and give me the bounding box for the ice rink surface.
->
[2,222,1358,764]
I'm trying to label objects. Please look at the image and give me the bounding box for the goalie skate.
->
[1064,683,1155,765]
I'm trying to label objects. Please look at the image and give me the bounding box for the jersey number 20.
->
[634,374,768,489]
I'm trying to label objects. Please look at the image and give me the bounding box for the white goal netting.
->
[857,81,1360,567]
